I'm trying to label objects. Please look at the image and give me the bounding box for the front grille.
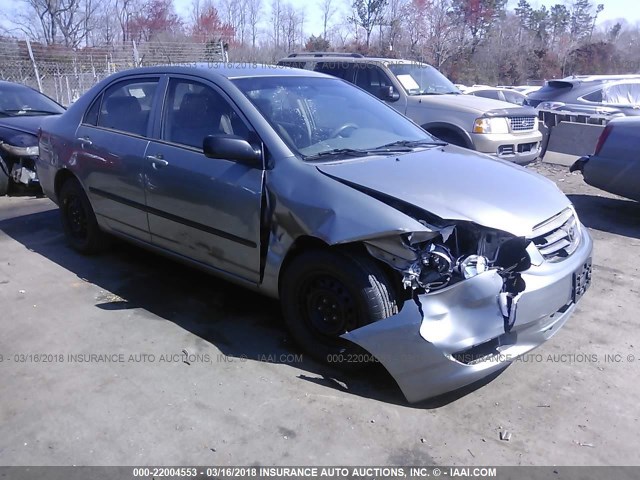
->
[531,209,581,262]
[509,116,536,131]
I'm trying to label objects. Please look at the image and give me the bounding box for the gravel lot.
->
[0,161,639,466]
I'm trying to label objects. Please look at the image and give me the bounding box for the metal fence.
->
[0,37,227,105]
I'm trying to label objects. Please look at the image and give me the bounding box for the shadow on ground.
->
[0,205,505,408]
[568,193,640,240]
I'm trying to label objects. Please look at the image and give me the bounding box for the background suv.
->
[278,53,542,165]
[526,74,640,116]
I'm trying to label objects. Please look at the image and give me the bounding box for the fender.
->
[421,122,474,149]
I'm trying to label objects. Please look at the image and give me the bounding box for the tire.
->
[0,156,9,196]
[59,177,109,254]
[280,248,399,367]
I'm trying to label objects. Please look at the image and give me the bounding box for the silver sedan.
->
[36,64,592,402]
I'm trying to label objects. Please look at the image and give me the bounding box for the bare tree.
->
[16,0,63,45]
[270,0,282,48]
[220,0,247,44]
[56,0,98,47]
[116,0,137,44]
[319,0,336,39]
[349,0,388,48]
[91,0,120,45]
[282,2,303,52]
[246,0,261,48]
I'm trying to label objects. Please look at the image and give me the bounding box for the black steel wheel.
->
[280,248,399,367]
[59,177,109,254]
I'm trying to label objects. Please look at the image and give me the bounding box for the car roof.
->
[102,63,329,80]
[562,74,640,82]
[465,86,524,94]
[279,56,432,67]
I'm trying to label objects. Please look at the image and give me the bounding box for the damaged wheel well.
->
[278,235,408,307]
[54,169,79,201]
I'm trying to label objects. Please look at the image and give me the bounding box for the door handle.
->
[77,136,92,146]
[146,155,169,169]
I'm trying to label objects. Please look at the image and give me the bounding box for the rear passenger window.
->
[354,66,392,96]
[314,62,352,81]
[582,89,603,103]
[97,78,159,136]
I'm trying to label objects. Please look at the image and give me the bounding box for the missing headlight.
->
[366,222,532,292]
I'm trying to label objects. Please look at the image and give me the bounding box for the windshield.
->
[388,63,460,96]
[232,76,439,159]
[0,83,65,116]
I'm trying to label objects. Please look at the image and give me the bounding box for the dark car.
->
[570,117,640,201]
[526,75,640,116]
[0,80,65,195]
[36,64,592,402]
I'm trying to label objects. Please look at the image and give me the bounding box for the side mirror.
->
[379,86,400,102]
[203,135,262,168]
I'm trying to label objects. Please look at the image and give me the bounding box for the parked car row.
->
[25,61,594,403]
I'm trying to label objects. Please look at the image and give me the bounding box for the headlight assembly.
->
[366,222,532,293]
[472,117,510,134]
[0,143,39,157]
[457,255,489,279]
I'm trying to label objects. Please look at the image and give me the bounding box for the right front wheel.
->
[280,249,399,367]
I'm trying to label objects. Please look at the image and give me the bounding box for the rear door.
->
[144,75,264,282]
[75,76,162,241]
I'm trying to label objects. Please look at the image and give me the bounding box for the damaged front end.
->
[0,139,40,188]
[365,220,532,332]
[345,210,593,403]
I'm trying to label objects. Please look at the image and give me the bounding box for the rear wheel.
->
[280,249,399,367]
[0,156,9,196]
[59,177,109,254]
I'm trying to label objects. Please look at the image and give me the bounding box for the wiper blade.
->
[305,148,370,160]
[376,139,447,149]
[3,109,60,115]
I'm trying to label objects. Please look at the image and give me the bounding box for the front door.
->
[144,76,264,283]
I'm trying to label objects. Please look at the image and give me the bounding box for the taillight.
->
[594,124,613,155]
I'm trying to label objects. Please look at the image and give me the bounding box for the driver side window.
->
[163,78,249,149]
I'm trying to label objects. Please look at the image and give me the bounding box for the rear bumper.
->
[343,226,593,403]
[472,130,543,165]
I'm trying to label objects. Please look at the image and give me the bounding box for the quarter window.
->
[83,94,102,126]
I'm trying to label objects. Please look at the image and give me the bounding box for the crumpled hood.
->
[316,146,571,237]
[0,115,54,135]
